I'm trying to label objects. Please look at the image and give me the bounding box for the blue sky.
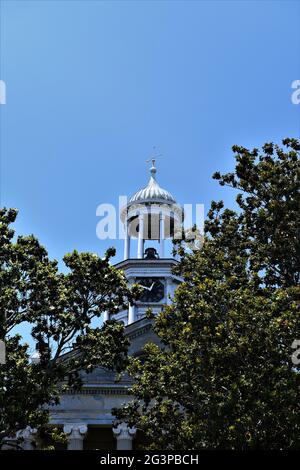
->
[1,0,299,269]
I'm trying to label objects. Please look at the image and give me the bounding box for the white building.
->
[25,161,183,451]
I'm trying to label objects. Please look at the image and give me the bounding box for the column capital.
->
[64,423,87,450]
[63,423,88,438]
[113,422,136,441]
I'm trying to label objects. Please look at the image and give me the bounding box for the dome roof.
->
[128,158,176,205]
[129,175,176,205]
[120,158,182,224]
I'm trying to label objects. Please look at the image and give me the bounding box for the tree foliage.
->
[115,138,300,449]
[0,208,138,448]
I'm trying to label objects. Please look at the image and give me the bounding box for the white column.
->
[137,214,144,259]
[128,279,136,325]
[159,214,165,258]
[103,311,109,323]
[124,221,130,260]
[63,424,87,450]
[113,423,136,450]
[17,427,37,450]
[128,303,136,325]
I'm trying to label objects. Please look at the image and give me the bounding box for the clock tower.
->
[110,159,183,325]
[46,160,184,449]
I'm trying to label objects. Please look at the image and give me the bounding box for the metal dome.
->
[128,160,176,205]
[129,175,176,204]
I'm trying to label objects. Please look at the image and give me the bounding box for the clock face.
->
[137,278,165,303]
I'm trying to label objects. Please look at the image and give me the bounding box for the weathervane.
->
[146,146,162,177]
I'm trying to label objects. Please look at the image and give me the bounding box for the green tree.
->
[0,208,138,448]
[115,138,300,449]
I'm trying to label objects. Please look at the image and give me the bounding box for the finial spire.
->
[146,146,162,180]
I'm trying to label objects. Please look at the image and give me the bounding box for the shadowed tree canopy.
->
[115,138,300,450]
[0,208,139,448]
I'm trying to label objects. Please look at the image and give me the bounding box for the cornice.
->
[114,258,179,270]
